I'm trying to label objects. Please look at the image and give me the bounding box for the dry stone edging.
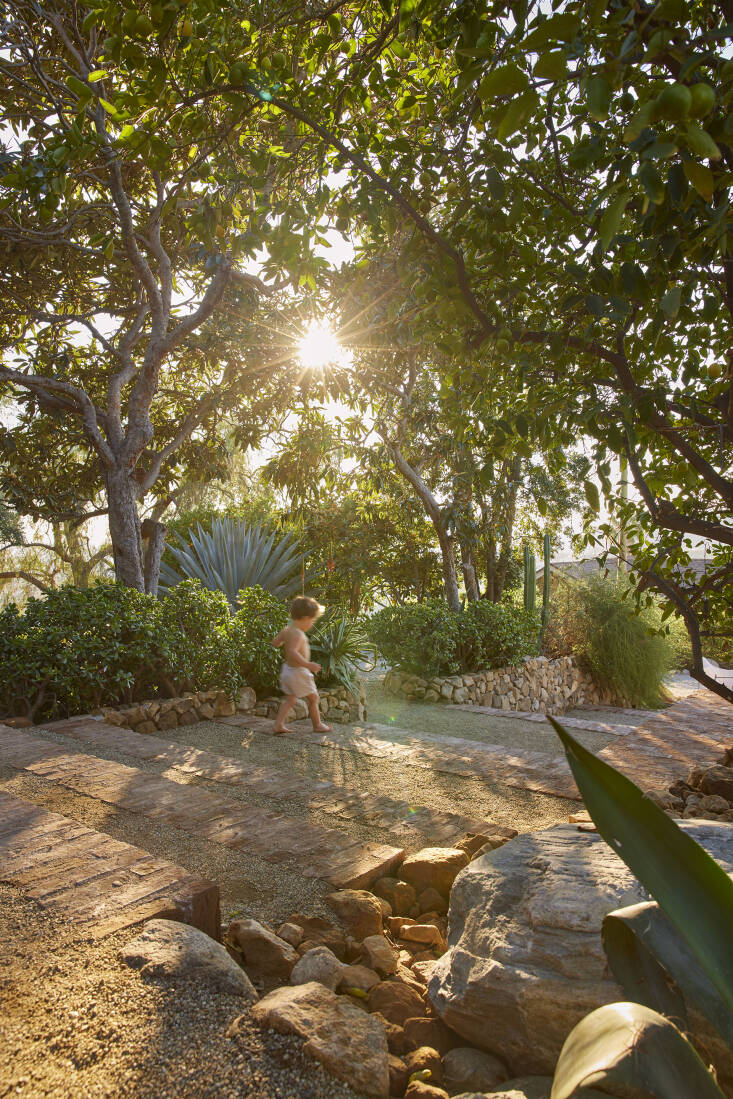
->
[428,821,733,1093]
[252,682,367,724]
[119,918,258,998]
[383,656,627,714]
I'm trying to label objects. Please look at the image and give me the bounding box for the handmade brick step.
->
[41,716,511,845]
[0,790,219,938]
[0,727,403,889]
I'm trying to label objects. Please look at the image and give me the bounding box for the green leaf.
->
[660,285,682,318]
[478,64,528,101]
[550,1002,725,1099]
[547,718,733,1018]
[685,121,721,160]
[598,194,628,251]
[585,75,612,121]
[683,160,714,201]
[583,479,600,511]
[603,901,733,1051]
[496,90,539,142]
[639,161,665,204]
[87,70,107,83]
[523,12,581,50]
[533,51,567,81]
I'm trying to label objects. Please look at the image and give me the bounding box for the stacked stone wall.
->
[383,655,627,713]
[251,683,366,724]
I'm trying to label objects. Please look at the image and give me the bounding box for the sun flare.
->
[297,322,344,370]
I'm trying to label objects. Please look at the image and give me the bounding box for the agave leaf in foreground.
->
[602,901,733,1050]
[550,1002,725,1099]
[548,716,733,1016]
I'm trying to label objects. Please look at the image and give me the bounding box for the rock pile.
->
[383,656,626,714]
[220,832,515,1098]
[646,750,733,822]
[252,682,367,724]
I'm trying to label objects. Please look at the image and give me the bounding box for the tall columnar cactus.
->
[542,533,551,626]
[523,545,536,613]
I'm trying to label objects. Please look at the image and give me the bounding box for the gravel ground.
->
[0,884,362,1099]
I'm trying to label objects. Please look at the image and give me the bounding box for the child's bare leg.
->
[306,692,331,732]
[273,695,297,734]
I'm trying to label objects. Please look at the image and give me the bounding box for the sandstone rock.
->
[643,787,683,810]
[411,961,438,986]
[389,1053,409,1096]
[290,946,343,991]
[213,697,236,717]
[418,888,448,916]
[378,897,393,919]
[404,1082,449,1099]
[404,1017,456,1055]
[699,793,731,814]
[339,964,380,993]
[136,720,157,734]
[442,1047,509,1094]
[250,981,389,1097]
[428,822,733,1084]
[227,918,298,979]
[368,981,426,1027]
[405,1045,443,1085]
[157,710,179,730]
[392,963,427,995]
[401,924,443,948]
[374,876,418,916]
[372,1012,409,1055]
[699,765,733,801]
[450,1077,601,1099]
[288,913,346,959]
[388,916,416,937]
[326,889,384,941]
[277,921,304,948]
[198,702,215,719]
[400,849,470,897]
[361,934,399,975]
[120,919,257,999]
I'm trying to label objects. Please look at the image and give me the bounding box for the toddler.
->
[272,596,331,735]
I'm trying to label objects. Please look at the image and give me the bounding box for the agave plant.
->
[159,518,308,609]
[309,612,376,693]
[548,716,733,1099]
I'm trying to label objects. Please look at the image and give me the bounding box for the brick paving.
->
[0,789,220,938]
[0,726,404,889]
[41,716,513,845]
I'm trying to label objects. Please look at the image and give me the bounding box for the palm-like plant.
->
[159,518,308,609]
[309,612,376,692]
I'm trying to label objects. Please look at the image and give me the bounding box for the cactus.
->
[542,533,551,626]
[523,545,536,612]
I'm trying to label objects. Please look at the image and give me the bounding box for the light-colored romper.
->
[280,628,317,698]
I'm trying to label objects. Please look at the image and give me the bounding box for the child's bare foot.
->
[312,723,331,733]
[272,725,293,736]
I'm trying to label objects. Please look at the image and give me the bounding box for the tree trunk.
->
[106,466,145,591]
[436,526,461,612]
[142,518,167,596]
[460,543,480,602]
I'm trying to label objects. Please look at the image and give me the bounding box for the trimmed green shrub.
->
[367,599,539,677]
[230,586,288,695]
[310,613,376,692]
[544,576,674,708]
[158,580,241,698]
[456,600,540,671]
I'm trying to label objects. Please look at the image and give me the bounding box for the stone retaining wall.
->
[100,681,365,732]
[383,655,626,713]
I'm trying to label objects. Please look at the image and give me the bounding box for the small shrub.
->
[310,613,376,692]
[230,586,288,695]
[544,576,674,707]
[158,580,240,698]
[367,600,462,676]
[456,600,541,670]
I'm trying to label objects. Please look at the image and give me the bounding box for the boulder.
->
[119,919,257,1000]
[401,924,444,948]
[418,887,448,916]
[277,921,304,948]
[411,960,438,987]
[389,1053,409,1096]
[450,1078,606,1099]
[428,823,733,1084]
[404,1016,457,1056]
[405,1083,449,1099]
[290,945,343,991]
[368,980,426,1027]
[287,913,347,959]
[374,876,418,916]
[400,849,470,897]
[372,1012,409,1055]
[339,963,380,993]
[699,793,731,814]
[361,934,399,975]
[227,917,298,979]
[326,889,384,941]
[442,1047,509,1094]
[699,765,733,801]
[250,981,389,1097]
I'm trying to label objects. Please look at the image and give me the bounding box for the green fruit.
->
[260,56,272,71]
[363,97,372,114]
[654,83,692,120]
[689,83,715,118]
[180,18,193,36]
[229,62,247,85]
[619,91,635,111]
[708,362,723,379]
[134,14,154,35]
[150,4,164,23]
[495,338,510,354]
[498,326,512,341]
[121,9,138,32]
[271,50,287,69]
[445,180,460,197]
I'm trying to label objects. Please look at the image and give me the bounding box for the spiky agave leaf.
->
[159,518,309,608]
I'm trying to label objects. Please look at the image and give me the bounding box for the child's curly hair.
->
[289,596,324,620]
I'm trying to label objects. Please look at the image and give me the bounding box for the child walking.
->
[271,596,332,735]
